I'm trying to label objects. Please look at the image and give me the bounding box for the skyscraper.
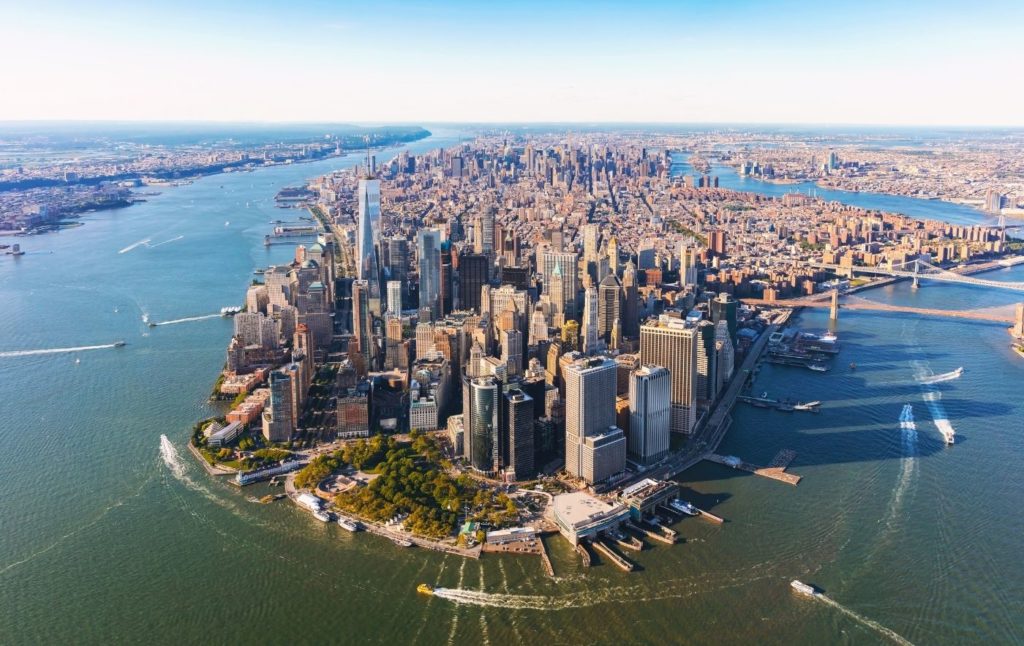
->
[582,286,600,354]
[386,237,410,304]
[458,252,490,313]
[564,356,626,483]
[386,280,402,316]
[262,370,294,442]
[621,261,639,338]
[542,251,578,319]
[356,178,383,310]
[463,377,499,471]
[628,365,671,465]
[640,318,698,434]
[711,292,738,346]
[505,390,535,481]
[598,273,622,343]
[417,229,442,320]
[695,319,718,408]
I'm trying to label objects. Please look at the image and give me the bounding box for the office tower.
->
[582,287,600,354]
[439,244,453,316]
[561,319,580,353]
[637,243,656,270]
[351,279,372,368]
[679,245,699,287]
[463,377,499,471]
[607,236,620,275]
[583,223,601,263]
[640,318,698,434]
[417,229,442,320]
[459,252,490,313]
[386,280,402,316]
[415,322,435,360]
[501,229,520,267]
[529,306,549,345]
[564,356,625,484]
[715,320,734,387]
[356,178,383,311]
[710,292,738,346]
[505,390,535,480]
[695,320,718,407]
[262,370,294,442]
[293,323,315,387]
[598,274,622,343]
[265,266,296,311]
[542,251,578,319]
[629,365,671,465]
[500,328,523,377]
[386,238,410,304]
[621,262,639,337]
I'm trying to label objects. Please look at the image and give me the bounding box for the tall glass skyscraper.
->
[356,178,383,310]
[417,229,442,320]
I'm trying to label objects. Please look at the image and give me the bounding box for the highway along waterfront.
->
[1,131,1023,643]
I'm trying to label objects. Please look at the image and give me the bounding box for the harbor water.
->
[1,132,1023,644]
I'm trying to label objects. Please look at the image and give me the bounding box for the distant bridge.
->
[811,257,1024,292]
[745,293,1018,325]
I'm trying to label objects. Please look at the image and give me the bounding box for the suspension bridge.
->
[811,256,1024,292]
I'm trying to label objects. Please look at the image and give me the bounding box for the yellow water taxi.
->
[417,583,434,596]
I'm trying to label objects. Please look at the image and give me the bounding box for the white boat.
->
[917,367,963,385]
[392,537,413,548]
[794,401,821,411]
[312,509,332,523]
[670,499,700,516]
[808,364,829,373]
[337,517,361,532]
[790,580,819,596]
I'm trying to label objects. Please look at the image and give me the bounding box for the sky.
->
[1,0,1022,126]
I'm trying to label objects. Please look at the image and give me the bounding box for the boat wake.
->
[0,343,120,358]
[118,238,151,254]
[916,367,963,385]
[814,594,915,646]
[152,313,221,326]
[884,405,918,531]
[148,235,184,248]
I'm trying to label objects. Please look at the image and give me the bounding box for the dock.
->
[704,449,802,486]
[696,508,725,524]
[538,537,555,577]
[625,520,676,545]
[575,542,592,567]
[590,539,635,572]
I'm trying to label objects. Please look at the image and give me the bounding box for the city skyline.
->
[2,0,1023,126]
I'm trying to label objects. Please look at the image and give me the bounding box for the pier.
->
[625,521,676,545]
[538,537,555,577]
[590,539,636,572]
[696,508,725,524]
[704,449,802,486]
[575,541,592,567]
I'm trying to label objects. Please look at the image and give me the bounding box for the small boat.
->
[790,580,820,597]
[392,537,413,548]
[794,401,821,411]
[849,362,856,370]
[808,364,829,373]
[337,517,361,532]
[417,583,434,595]
[312,509,332,523]
[113,340,127,347]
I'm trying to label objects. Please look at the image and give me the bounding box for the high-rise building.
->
[621,262,639,338]
[711,293,738,346]
[628,365,671,465]
[356,178,383,310]
[582,286,600,354]
[417,229,442,320]
[463,377,499,471]
[386,280,402,316]
[695,320,718,408]
[564,356,626,484]
[386,237,410,304]
[351,279,373,370]
[459,252,490,313]
[542,251,578,319]
[598,273,622,343]
[640,318,698,434]
[262,370,294,442]
[505,390,535,480]
[500,328,523,377]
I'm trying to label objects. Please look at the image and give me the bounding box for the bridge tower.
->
[1014,303,1024,339]
[829,289,839,322]
[911,260,920,290]
[998,214,1007,242]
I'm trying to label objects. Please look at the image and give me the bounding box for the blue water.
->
[670,153,998,226]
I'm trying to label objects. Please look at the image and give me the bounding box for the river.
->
[1,130,1022,644]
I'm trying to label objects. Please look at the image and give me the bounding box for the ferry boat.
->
[794,401,821,411]
[790,580,820,597]
[220,306,242,316]
[417,583,434,595]
[392,537,414,548]
[337,517,361,532]
[670,499,700,516]
[312,509,332,523]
